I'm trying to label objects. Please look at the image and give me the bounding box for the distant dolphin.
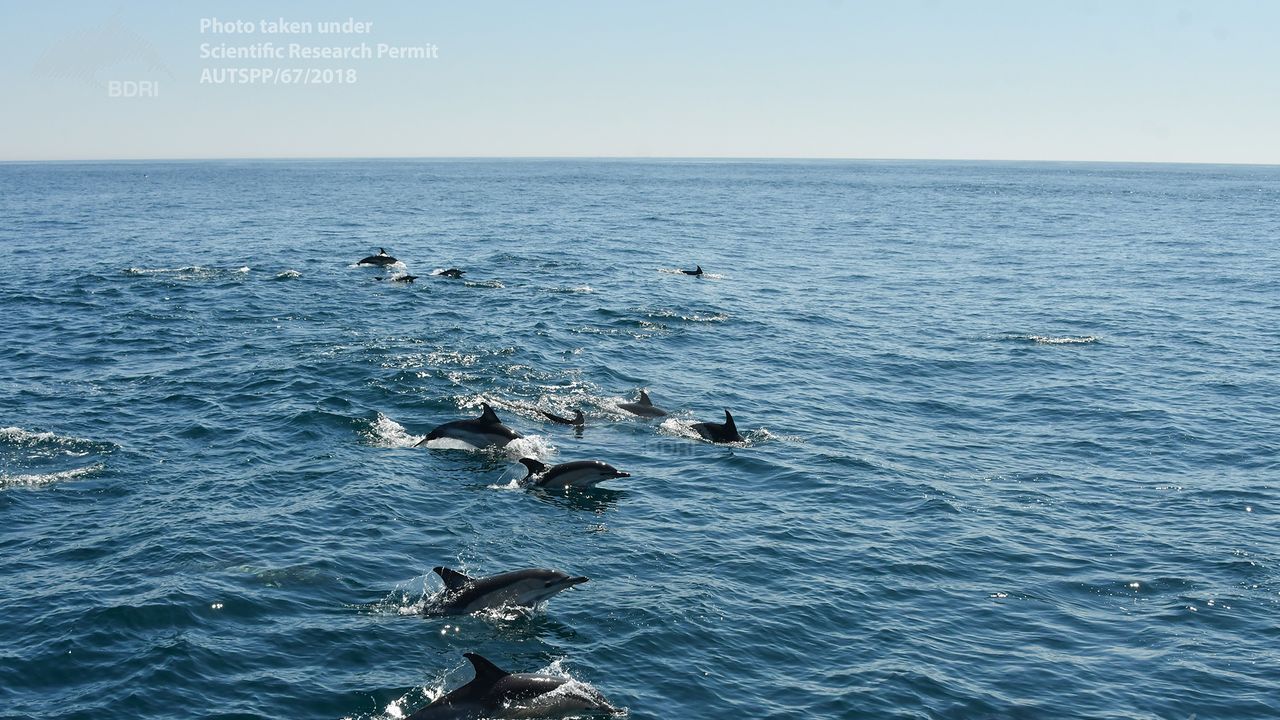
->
[681,265,703,276]
[438,268,466,278]
[618,390,667,418]
[416,403,523,449]
[424,566,588,616]
[358,248,397,266]
[373,274,418,283]
[692,409,743,443]
[540,409,584,427]
[519,458,630,489]
[406,653,619,719]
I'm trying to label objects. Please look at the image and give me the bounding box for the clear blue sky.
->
[1,0,1277,163]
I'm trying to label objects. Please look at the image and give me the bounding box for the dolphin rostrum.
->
[617,390,667,418]
[358,247,398,266]
[692,409,744,443]
[416,403,523,449]
[406,653,619,719]
[518,458,630,489]
[540,409,585,427]
[424,566,588,616]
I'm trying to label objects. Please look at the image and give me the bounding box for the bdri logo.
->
[108,80,159,98]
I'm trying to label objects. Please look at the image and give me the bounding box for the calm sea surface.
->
[1,159,1278,719]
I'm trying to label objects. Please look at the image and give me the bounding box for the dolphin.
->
[617,390,667,418]
[681,265,703,276]
[519,458,630,489]
[374,274,419,283]
[692,409,743,443]
[416,403,523,449]
[358,247,398,266]
[407,653,619,719]
[540,409,585,427]
[424,566,588,616]
[438,268,466,278]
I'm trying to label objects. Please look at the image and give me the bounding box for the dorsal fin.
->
[723,409,737,433]
[433,566,474,590]
[478,403,501,424]
[638,390,653,406]
[572,410,584,425]
[463,653,510,686]
[519,457,547,480]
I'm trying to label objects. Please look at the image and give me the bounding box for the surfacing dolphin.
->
[358,247,398,266]
[407,653,619,720]
[540,409,584,427]
[519,458,630,489]
[681,264,703,276]
[416,403,523,449]
[438,268,466,278]
[424,566,588,616]
[692,409,744,443]
[617,390,667,418]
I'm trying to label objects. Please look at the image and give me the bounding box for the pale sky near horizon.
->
[0,1,1277,163]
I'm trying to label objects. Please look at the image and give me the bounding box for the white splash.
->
[362,413,424,448]
[1,462,104,488]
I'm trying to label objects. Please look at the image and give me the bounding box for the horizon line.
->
[1,154,1278,168]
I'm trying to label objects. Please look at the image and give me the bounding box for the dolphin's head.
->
[508,569,589,606]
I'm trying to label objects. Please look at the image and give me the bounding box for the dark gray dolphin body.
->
[692,409,743,443]
[407,653,618,720]
[617,390,667,418]
[438,268,466,278]
[358,247,398,266]
[682,265,703,276]
[540,409,584,427]
[374,274,418,283]
[424,566,588,616]
[416,403,523,449]
[519,458,629,489]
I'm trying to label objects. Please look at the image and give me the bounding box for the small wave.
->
[1,462,104,489]
[360,413,424,448]
[274,269,302,280]
[646,308,729,323]
[549,285,595,294]
[464,279,504,289]
[998,333,1099,345]
[124,265,250,280]
[750,428,804,443]
[1,426,115,455]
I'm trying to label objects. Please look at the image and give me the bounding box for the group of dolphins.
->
[357,248,465,284]
[357,249,739,719]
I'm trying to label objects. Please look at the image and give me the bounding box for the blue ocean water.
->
[1,159,1278,719]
